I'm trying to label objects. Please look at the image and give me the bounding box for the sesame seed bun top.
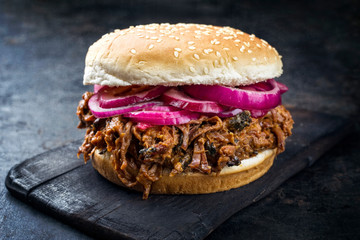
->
[84,23,283,87]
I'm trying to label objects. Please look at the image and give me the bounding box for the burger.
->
[77,23,294,199]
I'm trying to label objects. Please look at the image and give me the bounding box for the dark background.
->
[0,0,359,239]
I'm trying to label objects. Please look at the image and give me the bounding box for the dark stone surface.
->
[0,0,359,239]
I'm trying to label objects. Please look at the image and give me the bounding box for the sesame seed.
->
[194,54,200,60]
[169,35,175,38]
[244,42,250,47]
[210,39,221,45]
[130,49,136,54]
[223,47,230,51]
[268,45,272,49]
[232,56,238,61]
[234,39,241,43]
[256,43,261,48]
[188,41,195,45]
[175,36,180,41]
[204,67,209,74]
[248,50,252,53]
[174,48,182,52]
[150,36,158,40]
[240,46,245,52]
[148,44,154,50]
[189,66,196,72]
[195,36,201,39]
[174,51,179,58]
[216,51,221,57]
[157,39,162,43]
[203,48,213,54]
[145,36,150,39]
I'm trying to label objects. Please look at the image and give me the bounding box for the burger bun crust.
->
[92,148,276,195]
[84,23,283,87]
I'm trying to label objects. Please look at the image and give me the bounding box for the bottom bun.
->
[92,148,276,195]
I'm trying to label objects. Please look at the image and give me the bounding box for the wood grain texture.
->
[5,108,351,240]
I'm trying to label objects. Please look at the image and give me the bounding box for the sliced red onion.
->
[88,94,162,118]
[124,110,200,125]
[143,105,181,112]
[217,108,243,118]
[99,86,168,108]
[183,79,281,110]
[124,109,189,119]
[135,122,153,130]
[239,86,257,91]
[94,84,106,93]
[250,109,270,118]
[276,81,289,94]
[162,88,225,113]
[246,81,273,91]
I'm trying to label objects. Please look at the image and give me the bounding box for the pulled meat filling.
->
[77,92,294,198]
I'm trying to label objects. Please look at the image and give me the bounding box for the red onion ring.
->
[88,94,162,118]
[135,122,153,130]
[250,109,270,118]
[143,105,181,112]
[162,88,225,113]
[276,81,289,94]
[183,79,281,110]
[99,86,168,108]
[217,108,243,118]
[124,110,200,125]
[94,84,107,93]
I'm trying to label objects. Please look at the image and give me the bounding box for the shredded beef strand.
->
[136,163,162,199]
[77,92,95,128]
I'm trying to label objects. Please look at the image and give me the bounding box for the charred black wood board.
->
[5,108,351,240]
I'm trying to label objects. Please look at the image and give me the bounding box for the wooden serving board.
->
[5,108,351,240]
